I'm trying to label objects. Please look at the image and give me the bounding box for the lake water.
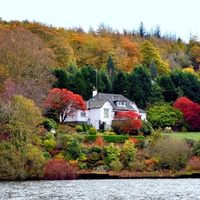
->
[1,179,200,200]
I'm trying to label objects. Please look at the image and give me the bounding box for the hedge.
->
[84,135,145,148]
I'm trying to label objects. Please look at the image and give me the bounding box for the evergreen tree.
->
[128,66,152,109]
[170,69,200,104]
[99,70,112,93]
[112,69,129,96]
[147,83,165,108]
[150,60,157,80]
[66,60,78,74]
[157,74,177,102]
[138,22,146,38]
[154,24,161,38]
[81,65,97,97]
[52,68,69,89]
[106,54,115,80]
[71,70,87,100]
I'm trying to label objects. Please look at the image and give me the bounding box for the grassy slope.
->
[164,132,200,141]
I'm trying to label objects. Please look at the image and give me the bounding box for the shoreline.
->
[77,171,200,179]
[1,172,200,181]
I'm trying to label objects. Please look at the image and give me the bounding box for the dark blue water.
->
[1,179,200,200]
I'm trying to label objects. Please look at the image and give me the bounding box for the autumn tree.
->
[0,25,56,107]
[43,88,86,123]
[1,95,44,145]
[120,38,141,71]
[174,97,200,130]
[188,36,200,70]
[112,111,142,134]
[140,40,170,75]
[26,22,75,67]
[0,95,46,179]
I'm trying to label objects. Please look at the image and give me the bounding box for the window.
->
[81,112,86,117]
[118,101,125,106]
[104,108,109,118]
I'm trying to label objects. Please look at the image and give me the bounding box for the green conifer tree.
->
[112,69,129,96]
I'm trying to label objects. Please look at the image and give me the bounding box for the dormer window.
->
[118,101,125,106]
[113,96,119,101]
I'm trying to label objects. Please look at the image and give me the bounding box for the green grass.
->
[164,132,200,141]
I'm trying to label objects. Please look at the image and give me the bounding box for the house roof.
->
[87,92,144,112]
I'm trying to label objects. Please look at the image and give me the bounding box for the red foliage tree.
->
[174,97,200,130]
[113,111,142,134]
[44,88,86,123]
[44,159,77,180]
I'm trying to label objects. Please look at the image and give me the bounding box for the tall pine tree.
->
[128,66,152,109]
[112,69,129,96]
[106,54,115,80]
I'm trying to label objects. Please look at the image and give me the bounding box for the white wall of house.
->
[140,112,146,121]
[88,108,100,129]
[65,110,88,124]
[87,101,114,130]
[99,101,114,130]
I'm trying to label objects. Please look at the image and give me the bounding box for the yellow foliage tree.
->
[140,40,170,75]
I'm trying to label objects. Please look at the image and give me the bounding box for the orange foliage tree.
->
[44,88,86,123]
[112,111,142,134]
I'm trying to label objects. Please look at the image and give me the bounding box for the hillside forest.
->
[1,19,200,180]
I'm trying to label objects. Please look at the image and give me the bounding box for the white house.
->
[66,89,146,130]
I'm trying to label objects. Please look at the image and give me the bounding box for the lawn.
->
[164,132,200,141]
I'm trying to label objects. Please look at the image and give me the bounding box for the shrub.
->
[43,151,52,159]
[121,140,136,168]
[110,160,123,171]
[42,118,57,131]
[78,163,87,170]
[103,135,128,143]
[148,136,191,171]
[88,127,97,135]
[44,159,77,180]
[140,120,153,135]
[129,160,146,172]
[192,140,200,156]
[67,139,81,160]
[186,156,200,171]
[95,135,103,147]
[67,122,77,128]
[71,133,85,143]
[43,139,56,151]
[103,143,121,167]
[75,125,83,132]
[84,135,97,142]
[42,132,54,141]
[82,122,88,132]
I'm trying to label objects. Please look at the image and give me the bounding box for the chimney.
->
[93,87,97,97]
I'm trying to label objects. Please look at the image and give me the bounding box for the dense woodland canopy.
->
[1,19,200,180]
[1,19,200,109]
